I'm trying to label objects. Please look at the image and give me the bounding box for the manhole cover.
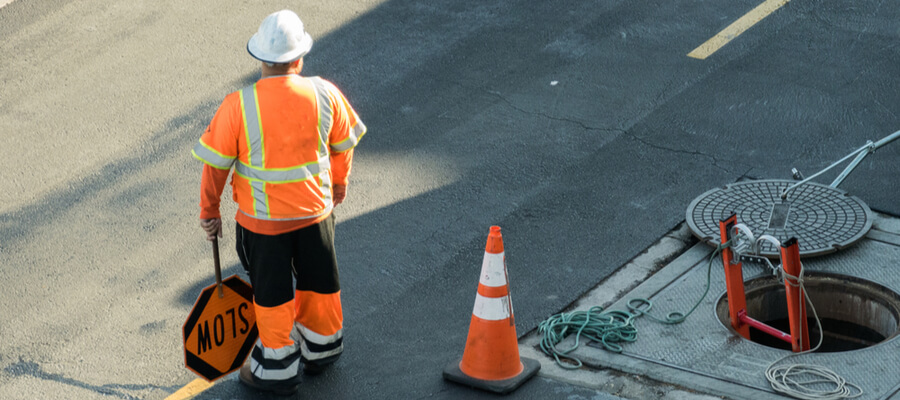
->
[686,179,872,258]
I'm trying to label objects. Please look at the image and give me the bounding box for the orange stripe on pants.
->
[294,290,343,336]
[254,301,296,349]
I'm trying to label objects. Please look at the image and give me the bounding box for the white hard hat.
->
[247,10,313,63]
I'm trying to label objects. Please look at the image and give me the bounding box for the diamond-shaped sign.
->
[183,275,258,382]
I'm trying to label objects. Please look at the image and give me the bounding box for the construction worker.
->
[192,9,366,396]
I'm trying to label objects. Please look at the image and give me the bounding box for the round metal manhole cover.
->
[686,179,872,258]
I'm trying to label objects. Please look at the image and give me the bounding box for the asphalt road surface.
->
[0,0,897,399]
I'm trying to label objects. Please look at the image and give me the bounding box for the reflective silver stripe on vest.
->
[250,180,268,219]
[241,84,268,217]
[192,140,235,169]
[309,77,333,157]
[310,77,335,202]
[234,157,328,183]
[238,206,332,222]
[318,165,332,202]
[330,121,367,153]
[237,78,337,220]
[241,86,265,168]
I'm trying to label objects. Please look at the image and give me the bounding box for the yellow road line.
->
[164,378,214,400]
[688,0,790,59]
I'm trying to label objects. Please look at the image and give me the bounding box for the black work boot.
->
[303,354,340,376]
[239,364,301,396]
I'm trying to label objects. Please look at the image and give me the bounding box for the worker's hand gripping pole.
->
[780,238,810,352]
[719,214,750,340]
[212,238,224,298]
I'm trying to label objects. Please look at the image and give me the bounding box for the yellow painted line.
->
[688,0,790,59]
[164,378,214,400]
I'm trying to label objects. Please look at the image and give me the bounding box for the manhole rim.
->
[713,271,900,353]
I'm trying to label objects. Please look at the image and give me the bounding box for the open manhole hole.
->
[716,272,900,352]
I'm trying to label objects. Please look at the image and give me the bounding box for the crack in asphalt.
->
[623,131,752,176]
[485,89,626,135]
[482,88,753,177]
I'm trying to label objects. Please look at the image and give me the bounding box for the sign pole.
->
[213,238,223,298]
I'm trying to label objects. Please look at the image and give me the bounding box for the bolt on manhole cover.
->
[686,179,872,258]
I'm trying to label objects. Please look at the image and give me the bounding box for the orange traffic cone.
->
[443,226,540,394]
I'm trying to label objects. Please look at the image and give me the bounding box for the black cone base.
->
[442,357,541,394]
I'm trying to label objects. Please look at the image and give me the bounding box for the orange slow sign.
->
[182,275,258,382]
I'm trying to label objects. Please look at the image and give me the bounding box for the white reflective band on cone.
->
[472,294,513,321]
[479,252,507,288]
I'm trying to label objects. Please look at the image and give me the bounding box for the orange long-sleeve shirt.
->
[194,75,364,235]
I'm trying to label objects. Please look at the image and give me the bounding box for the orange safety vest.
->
[192,75,365,221]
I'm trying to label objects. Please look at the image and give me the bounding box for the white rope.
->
[764,265,863,400]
